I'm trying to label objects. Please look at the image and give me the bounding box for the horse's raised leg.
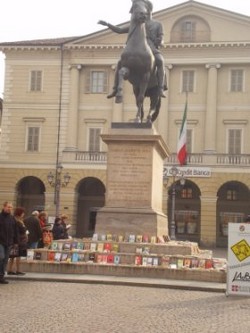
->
[115,67,129,104]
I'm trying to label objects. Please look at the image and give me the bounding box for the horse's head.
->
[129,0,149,23]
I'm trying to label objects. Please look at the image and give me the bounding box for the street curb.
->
[6,274,226,293]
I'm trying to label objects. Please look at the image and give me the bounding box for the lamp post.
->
[47,164,71,217]
[164,166,186,240]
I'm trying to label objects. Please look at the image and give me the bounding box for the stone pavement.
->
[3,247,247,333]
[1,279,250,333]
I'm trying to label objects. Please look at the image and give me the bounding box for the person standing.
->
[60,214,71,239]
[38,211,48,248]
[24,210,42,249]
[8,207,28,275]
[38,211,48,230]
[52,217,65,240]
[0,202,18,284]
[244,215,250,223]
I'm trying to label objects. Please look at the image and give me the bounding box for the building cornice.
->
[65,41,250,50]
[0,45,61,51]
[166,41,250,49]
[1,41,250,52]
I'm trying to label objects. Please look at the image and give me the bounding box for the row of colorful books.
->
[50,241,119,253]
[27,249,226,270]
[92,233,169,243]
[29,250,121,265]
[29,250,162,266]
[49,241,165,257]
[135,256,160,266]
[50,241,152,255]
[161,256,226,270]
[48,241,213,262]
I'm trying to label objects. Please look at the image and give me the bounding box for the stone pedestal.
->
[95,123,170,237]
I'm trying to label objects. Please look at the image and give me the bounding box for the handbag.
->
[43,231,53,246]
[9,244,19,257]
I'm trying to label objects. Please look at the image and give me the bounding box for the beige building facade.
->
[1,1,250,247]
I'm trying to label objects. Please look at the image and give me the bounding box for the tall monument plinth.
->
[95,123,170,237]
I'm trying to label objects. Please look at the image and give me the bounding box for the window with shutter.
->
[88,128,101,152]
[30,70,42,92]
[182,70,194,93]
[181,21,196,42]
[230,69,243,92]
[86,70,108,93]
[27,127,40,152]
[228,129,241,154]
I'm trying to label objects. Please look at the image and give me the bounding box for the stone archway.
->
[76,177,105,238]
[16,176,45,215]
[168,180,201,243]
[216,181,250,247]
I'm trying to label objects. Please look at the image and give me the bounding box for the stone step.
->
[20,260,226,283]
[21,239,226,283]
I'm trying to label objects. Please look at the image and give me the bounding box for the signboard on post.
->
[227,223,250,296]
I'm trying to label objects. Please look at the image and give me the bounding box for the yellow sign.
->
[231,239,250,262]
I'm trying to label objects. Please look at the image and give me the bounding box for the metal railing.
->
[63,151,107,164]
[62,150,250,167]
[166,153,250,166]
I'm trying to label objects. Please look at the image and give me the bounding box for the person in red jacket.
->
[38,211,48,230]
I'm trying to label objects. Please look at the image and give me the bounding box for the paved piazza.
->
[1,280,249,333]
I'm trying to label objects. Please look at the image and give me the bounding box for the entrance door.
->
[16,176,45,215]
[168,180,201,243]
[76,177,105,237]
[216,181,250,247]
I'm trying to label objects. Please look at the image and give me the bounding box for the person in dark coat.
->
[8,207,28,275]
[0,201,18,284]
[245,215,250,223]
[52,217,65,240]
[24,210,42,249]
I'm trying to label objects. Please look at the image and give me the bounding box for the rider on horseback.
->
[98,0,167,100]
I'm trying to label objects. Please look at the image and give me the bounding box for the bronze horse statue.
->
[115,0,162,123]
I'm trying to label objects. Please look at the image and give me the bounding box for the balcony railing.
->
[166,153,250,166]
[62,151,250,167]
[62,151,107,164]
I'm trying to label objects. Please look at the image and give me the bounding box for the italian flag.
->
[177,101,187,165]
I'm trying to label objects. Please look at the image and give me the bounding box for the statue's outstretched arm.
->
[98,20,129,34]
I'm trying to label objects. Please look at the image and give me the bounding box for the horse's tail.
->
[145,85,161,123]
[151,97,161,122]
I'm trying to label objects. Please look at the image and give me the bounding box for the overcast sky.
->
[1,0,250,97]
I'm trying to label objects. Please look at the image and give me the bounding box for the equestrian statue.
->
[98,0,167,123]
